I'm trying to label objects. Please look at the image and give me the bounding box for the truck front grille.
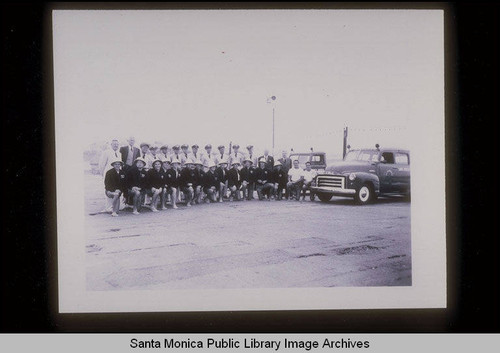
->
[317,175,345,189]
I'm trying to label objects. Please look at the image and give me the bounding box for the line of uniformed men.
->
[103,139,315,217]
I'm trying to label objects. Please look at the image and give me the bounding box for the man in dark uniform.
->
[146,159,166,212]
[215,157,229,202]
[240,158,256,200]
[193,159,205,204]
[255,158,274,200]
[161,159,172,209]
[203,161,219,203]
[272,161,288,200]
[278,150,292,173]
[180,160,196,207]
[165,160,180,209]
[104,159,126,217]
[227,161,244,201]
[126,157,149,215]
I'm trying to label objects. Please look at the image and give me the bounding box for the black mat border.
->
[1,1,498,333]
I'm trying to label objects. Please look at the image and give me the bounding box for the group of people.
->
[99,137,318,217]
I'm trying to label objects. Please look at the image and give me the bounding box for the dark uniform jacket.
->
[272,169,288,186]
[180,168,197,188]
[255,167,271,185]
[120,145,140,165]
[165,168,180,188]
[203,170,219,189]
[240,166,256,183]
[215,166,228,183]
[104,168,126,192]
[194,169,205,187]
[126,166,148,189]
[258,155,274,169]
[227,168,242,188]
[278,157,292,172]
[147,168,166,189]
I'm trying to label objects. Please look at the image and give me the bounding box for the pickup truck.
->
[310,146,410,204]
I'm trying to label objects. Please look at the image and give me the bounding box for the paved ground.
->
[85,173,411,290]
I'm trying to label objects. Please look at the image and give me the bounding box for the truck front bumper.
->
[310,186,356,196]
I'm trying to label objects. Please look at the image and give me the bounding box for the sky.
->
[53,10,443,157]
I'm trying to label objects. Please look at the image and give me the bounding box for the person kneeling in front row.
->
[287,159,304,201]
[104,159,126,217]
[227,161,245,201]
[126,157,149,215]
[146,159,166,212]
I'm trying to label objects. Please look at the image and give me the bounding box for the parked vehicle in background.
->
[310,145,410,204]
[288,151,327,172]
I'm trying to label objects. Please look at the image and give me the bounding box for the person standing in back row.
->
[215,145,227,166]
[99,139,122,176]
[120,136,140,172]
[259,148,274,170]
[230,144,245,166]
[246,145,258,166]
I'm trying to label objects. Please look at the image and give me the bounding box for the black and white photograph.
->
[53,9,446,312]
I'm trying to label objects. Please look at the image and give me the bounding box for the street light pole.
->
[272,107,275,156]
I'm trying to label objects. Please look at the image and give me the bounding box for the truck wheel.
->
[317,192,332,202]
[310,192,316,201]
[354,184,374,205]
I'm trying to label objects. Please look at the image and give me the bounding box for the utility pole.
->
[272,107,275,156]
[267,95,277,156]
[342,126,348,159]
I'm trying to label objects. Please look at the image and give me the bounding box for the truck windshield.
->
[344,150,378,162]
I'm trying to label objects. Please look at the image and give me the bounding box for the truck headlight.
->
[348,173,356,181]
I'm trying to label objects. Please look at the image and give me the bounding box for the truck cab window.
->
[395,153,409,165]
[381,152,395,164]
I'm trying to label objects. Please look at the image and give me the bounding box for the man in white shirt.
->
[287,159,304,201]
[246,145,258,166]
[201,144,216,170]
[230,144,245,166]
[215,145,228,166]
[99,139,122,176]
[159,145,169,161]
[189,144,201,161]
[145,145,160,169]
[301,161,317,201]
